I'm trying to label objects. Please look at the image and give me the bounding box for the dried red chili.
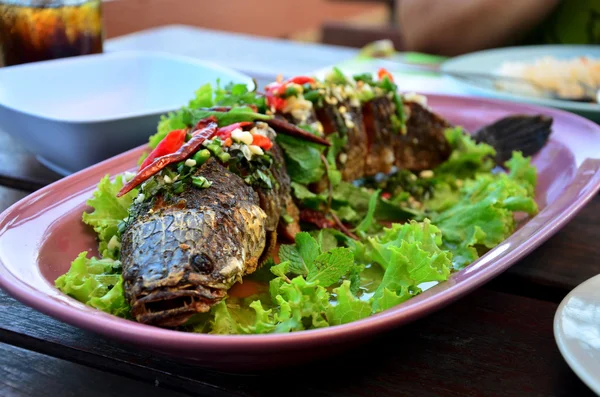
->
[116,118,218,198]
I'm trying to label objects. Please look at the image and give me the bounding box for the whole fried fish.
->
[121,158,270,327]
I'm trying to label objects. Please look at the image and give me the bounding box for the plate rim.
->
[554,273,600,396]
[0,93,600,353]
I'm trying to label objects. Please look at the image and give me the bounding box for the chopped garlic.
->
[231,129,253,145]
[404,92,428,107]
[134,193,145,204]
[123,171,136,182]
[184,159,196,167]
[163,175,172,184]
[339,153,348,164]
[248,145,264,156]
[241,145,253,161]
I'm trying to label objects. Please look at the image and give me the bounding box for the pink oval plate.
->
[0,94,599,372]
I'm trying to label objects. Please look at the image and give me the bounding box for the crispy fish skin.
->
[361,96,398,176]
[121,158,267,327]
[315,100,367,182]
[254,142,301,243]
[394,101,452,171]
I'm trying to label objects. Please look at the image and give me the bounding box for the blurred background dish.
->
[440,45,600,122]
[0,0,104,67]
[0,50,254,175]
[554,273,600,396]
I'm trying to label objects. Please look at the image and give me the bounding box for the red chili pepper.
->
[116,119,218,198]
[264,75,316,112]
[251,134,273,150]
[377,67,394,82]
[215,121,253,140]
[286,76,316,86]
[381,192,392,200]
[139,129,187,170]
[266,95,288,112]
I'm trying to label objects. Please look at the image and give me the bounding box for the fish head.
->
[122,203,267,327]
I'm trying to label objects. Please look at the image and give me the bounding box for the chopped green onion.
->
[218,152,231,163]
[192,176,212,189]
[282,214,294,224]
[193,149,211,165]
[303,90,321,102]
[173,180,184,194]
[284,86,299,97]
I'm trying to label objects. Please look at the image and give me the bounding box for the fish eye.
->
[190,253,213,274]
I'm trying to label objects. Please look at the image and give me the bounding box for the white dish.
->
[554,273,600,395]
[441,45,600,122]
[0,50,254,175]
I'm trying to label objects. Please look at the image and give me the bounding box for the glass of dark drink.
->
[0,0,103,67]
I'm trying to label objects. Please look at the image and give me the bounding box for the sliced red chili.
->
[116,118,218,198]
[215,121,253,140]
[377,67,394,82]
[251,134,273,150]
[265,75,316,112]
[139,129,187,170]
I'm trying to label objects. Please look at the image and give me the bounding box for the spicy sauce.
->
[0,0,103,67]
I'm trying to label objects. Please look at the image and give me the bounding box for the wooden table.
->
[0,28,599,397]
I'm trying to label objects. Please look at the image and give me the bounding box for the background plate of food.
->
[439,45,600,122]
[0,69,599,372]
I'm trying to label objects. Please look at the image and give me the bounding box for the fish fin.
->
[472,114,552,165]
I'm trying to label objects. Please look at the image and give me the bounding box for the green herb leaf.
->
[306,247,354,287]
[214,80,265,110]
[276,134,325,184]
[191,106,272,127]
[354,189,380,235]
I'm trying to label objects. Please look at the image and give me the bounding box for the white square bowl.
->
[0,50,255,175]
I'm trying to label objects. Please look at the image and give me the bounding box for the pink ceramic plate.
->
[0,94,599,371]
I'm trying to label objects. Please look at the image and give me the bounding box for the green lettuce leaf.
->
[434,127,496,181]
[326,280,371,325]
[506,151,537,194]
[81,174,138,259]
[269,276,331,332]
[367,219,453,312]
[431,161,538,270]
[55,252,130,318]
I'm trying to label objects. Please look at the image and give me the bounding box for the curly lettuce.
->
[81,174,138,259]
[55,252,130,318]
